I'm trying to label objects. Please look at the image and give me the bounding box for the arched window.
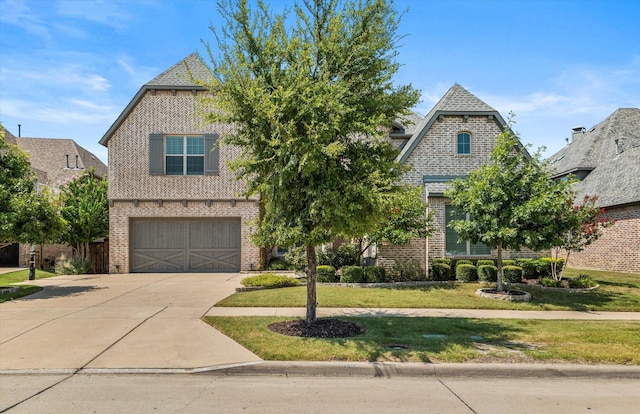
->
[457,132,471,154]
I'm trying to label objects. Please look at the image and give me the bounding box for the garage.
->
[130,218,241,272]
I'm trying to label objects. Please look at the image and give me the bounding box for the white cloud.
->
[0,0,51,41]
[55,0,131,30]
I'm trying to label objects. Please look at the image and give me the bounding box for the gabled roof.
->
[398,83,507,163]
[15,137,108,189]
[100,53,212,146]
[548,108,640,208]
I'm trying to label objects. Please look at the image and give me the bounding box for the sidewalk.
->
[206,306,640,320]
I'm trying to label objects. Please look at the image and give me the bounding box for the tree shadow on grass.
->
[522,287,637,312]
[336,316,526,363]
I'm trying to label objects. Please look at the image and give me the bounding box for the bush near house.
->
[388,260,425,282]
[568,274,597,289]
[340,266,365,283]
[456,264,478,282]
[267,257,290,271]
[478,265,498,282]
[476,259,495,267]
[430,263,452,281]
[363,266,386,283]
[316,265,337,283]
[502,265,523,283]
[241,273,301,288]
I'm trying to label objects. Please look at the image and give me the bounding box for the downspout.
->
[424,187,430,278]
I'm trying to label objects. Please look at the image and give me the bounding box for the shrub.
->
[569,274,597,289]
[456,264,477,282]
[340,266,364,283]
[502,265,523,283]
[241,273,300,288]
[476,259,495,267]
[478,265,497,282]
[502,259,516,267]
[55,255,93,275]
[537,258,564,277]
[317,244,358,269]
[430,263,452,281]
[363,266,386,283]
[389,260,425,282]
[516,258,538,279]
[540,276,562,288]
[316,265,337,283]
[267,257,290,271]
[284,245,307,273]
[432,258,451,266]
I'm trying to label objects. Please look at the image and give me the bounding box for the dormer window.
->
[457,132,471,154]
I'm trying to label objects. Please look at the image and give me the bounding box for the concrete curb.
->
[198,361,640,379]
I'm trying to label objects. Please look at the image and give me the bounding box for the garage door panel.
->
[131,218,241,272]
[132,249,184,272]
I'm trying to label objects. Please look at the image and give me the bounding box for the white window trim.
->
[165,135,205,176]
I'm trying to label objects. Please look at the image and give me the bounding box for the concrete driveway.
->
[0,273,261,371]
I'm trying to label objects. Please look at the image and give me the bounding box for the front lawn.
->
[216,268,640,312]
[204,316,640,364]
[0,269,56,302]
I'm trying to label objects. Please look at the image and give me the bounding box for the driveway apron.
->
[0,273,261,371]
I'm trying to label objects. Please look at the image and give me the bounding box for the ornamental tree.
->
[58,169,109,267]
[551,194,615,280]
[201,0,420,323]
[445,119,575,292]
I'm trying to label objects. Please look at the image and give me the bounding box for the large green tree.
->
[59,169,109,266]
[202,0,420,323]
[445,121,575,292]
[1,127,64,246]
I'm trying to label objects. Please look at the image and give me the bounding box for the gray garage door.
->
[130,218,241,272]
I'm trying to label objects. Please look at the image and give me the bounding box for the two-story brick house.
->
[102,54,532,274]
[377,83,537,272]
[100,54,260,273]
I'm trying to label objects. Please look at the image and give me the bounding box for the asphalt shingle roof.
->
[145,53,213,87]
[548,108,640,208]
[398,83,506,163]
[15,137,107,190]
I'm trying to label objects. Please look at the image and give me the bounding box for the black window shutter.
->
[204,133,219,175]
[149,133,164,175]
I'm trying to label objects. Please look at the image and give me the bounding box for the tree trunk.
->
[496,242,503,292]
[306,243,317,324]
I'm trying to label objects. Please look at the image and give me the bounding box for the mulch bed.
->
[268,318,366,338]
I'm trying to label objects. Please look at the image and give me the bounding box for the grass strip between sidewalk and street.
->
[204,316,640,365]
[216,268,640,312]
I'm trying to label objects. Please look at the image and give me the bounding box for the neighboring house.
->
[100,53,260,273]
[377,83,538,273]
[547,108,640,273]
[0,126,108,267]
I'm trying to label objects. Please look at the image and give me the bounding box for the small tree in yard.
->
[1,127,65,249]
[551,194,615,280]
[59,169,109,268]
[202,0,420,323]
[355,185,434,262]
[445,118,575,292]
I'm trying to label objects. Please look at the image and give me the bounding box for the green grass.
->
[0,269,56,302]
[204,316,640,364]
[215,268,640,312]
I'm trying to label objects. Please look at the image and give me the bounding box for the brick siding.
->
[559,203,640,273]
[106,89,260,273]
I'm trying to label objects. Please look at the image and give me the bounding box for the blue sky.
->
[1,0,639,165]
